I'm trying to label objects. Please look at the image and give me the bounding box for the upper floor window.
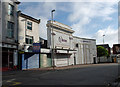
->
[8,4,14,16]
[26,35,33,44]
[7,21,14,38]
[27,21,32,30]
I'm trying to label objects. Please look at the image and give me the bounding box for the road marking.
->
[12,82,21,85]
[6,79,15,82]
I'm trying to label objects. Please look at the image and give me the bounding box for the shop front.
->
[54,49,74,67]
[2,43,18,71]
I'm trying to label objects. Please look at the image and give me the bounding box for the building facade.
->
[0,0,20,69]
[18,12,40,52]
[113,44,120,54]
[47,20,97,67]
[97,44,111,55]
[72,36,97,65]
[47,20,75,67]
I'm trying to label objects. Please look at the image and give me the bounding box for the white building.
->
[72,36,97,65]
[47,20,97,67]
[0,0,20,69]
[18,12,40,52]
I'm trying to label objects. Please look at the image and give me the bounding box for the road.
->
[2,63,119,86]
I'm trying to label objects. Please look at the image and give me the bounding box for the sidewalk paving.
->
[24,64,93,71]
[24,63,118,71]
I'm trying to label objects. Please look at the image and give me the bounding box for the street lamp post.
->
[103,34,105,44]
[51,9,55,69]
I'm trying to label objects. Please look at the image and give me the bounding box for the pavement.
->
[22,63,118,70]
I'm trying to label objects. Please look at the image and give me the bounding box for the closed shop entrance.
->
[2,48,14,70]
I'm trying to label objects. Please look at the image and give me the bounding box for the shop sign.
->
[53,30,70,48]
[19,51,24,54]
[33,43,41,53]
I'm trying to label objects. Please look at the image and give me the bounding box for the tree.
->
[97,46,109,62]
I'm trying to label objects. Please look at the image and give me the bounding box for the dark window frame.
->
[7,21,14,38]
[25,35,33,44]
[27,21,32,30]
[8,4,14,16]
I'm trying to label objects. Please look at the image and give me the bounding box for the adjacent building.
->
[96,44,112,63]
[96,44,111,55]
[0,0,20,69]
[113,44,120,54]
[18,12,40,52]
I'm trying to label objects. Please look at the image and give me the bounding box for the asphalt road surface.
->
[2,63,119,86]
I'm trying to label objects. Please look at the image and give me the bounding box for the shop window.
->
[8,4,14,16]
[7,21,14,38]
[25,36,33,44]
[27,21,32,30]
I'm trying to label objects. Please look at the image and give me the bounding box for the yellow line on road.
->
[12,82,21,85]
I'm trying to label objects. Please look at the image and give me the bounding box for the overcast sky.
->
[18,0,118,47]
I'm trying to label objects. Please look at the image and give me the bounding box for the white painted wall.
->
[47,21,97,67]
[72,37,97,64]
[18,16,40,51]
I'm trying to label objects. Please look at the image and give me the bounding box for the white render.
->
[47,20,97,67]
[18,13,40,52]
[71,36,97,65]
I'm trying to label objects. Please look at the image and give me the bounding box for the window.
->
[7,21,14,38]
[27,21,32,30]
[26,36,33,44]
[8,4,14,16]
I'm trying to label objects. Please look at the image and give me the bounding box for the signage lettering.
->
[58,37,67,43]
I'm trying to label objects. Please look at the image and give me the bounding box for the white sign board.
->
[53,31,70,48]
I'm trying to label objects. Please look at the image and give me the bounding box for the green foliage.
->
[97,46,109,57]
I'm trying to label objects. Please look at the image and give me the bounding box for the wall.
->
[2,1,18,44]
[40,54,52,68]
[53,29,71,49]
[47,20,74,49]
[72,36,97,64]
[18,16,39,51]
